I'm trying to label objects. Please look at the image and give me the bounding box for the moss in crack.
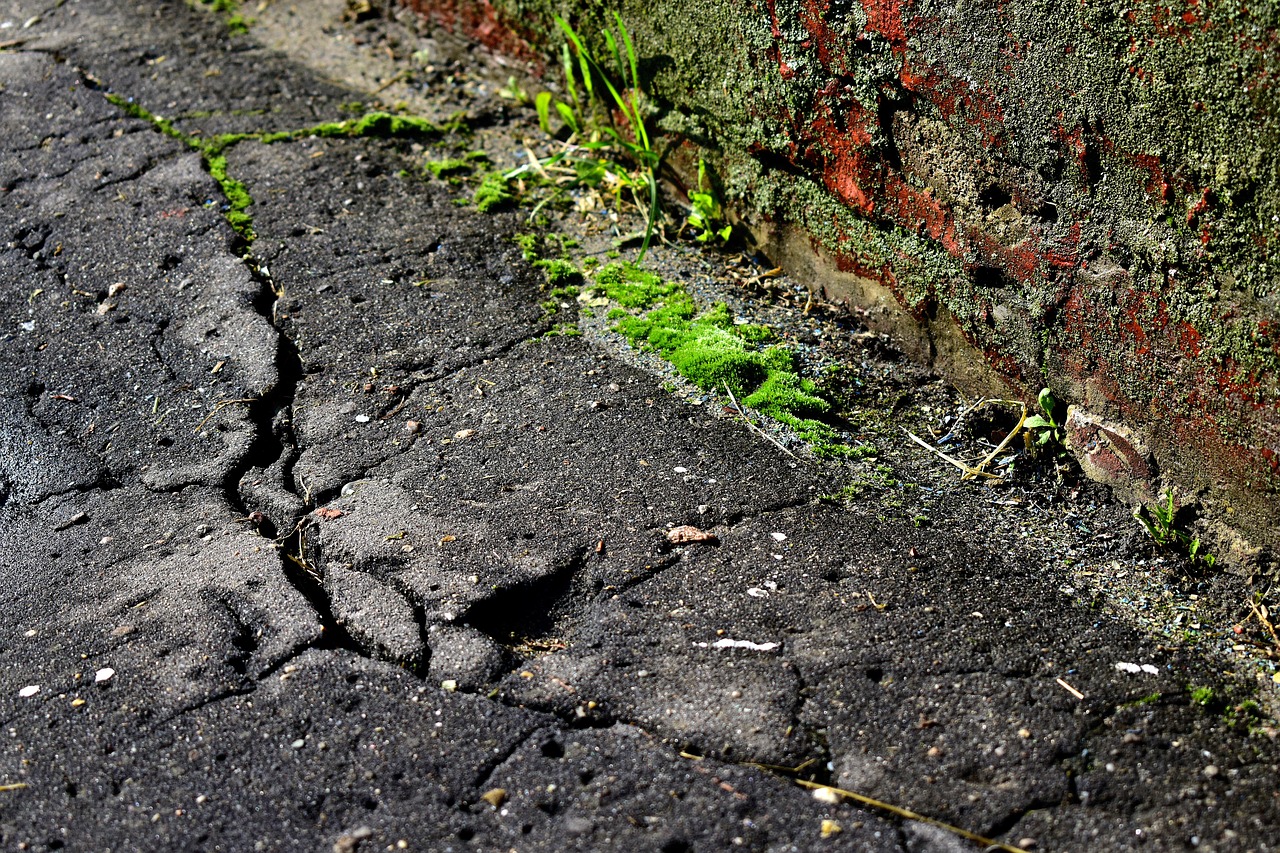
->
[105,93,459,241]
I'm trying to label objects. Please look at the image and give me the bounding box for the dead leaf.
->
[667,525,719,545]
[314,507,345,520]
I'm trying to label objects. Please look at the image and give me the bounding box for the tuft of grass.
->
[509,15,659,261]
[1134,490,1216,568]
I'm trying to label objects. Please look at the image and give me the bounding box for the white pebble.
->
[95,667,115,684]
[18,685,39,698]
[770,532,786,542]
[354,414,371,423]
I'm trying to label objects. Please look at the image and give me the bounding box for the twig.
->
[193,398,257,433]
[964,400,1028,479]
[1248,596,1280,656]
[789,779,1029,853]
[903,429,1000,480]
[0,782,28,792]
[371,69,407,94]
[1056,677,1085,700]
[723,381,798,459]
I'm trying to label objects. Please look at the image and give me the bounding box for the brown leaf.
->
[314,507,345,520]
[666,525,718,545]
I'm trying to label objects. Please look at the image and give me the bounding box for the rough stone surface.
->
[2,0,1279,850]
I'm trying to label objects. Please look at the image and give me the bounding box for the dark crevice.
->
[605,552,682,597]
[403,323,555,391]
[469,728,538,793]
[982,795,1067,841]
[219,255,367,659]
[719,494,818,529]
[782,657,835,788]
[460,546,596,653]
[146,684,257,731]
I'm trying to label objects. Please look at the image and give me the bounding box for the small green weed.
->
[1190,685,1216,706]
[686,159,732,244]
[497,76,530,104]
[1134,490,1216,568]
[1023,387,1064,448]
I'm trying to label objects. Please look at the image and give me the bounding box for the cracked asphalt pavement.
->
[2,1,1279,850]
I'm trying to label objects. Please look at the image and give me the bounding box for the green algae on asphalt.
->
[592,262,866,458]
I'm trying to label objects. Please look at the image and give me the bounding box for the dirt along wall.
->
[404,0,1280,559]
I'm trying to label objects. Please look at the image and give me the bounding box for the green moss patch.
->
[593,262,865,457]
[473,173,515,212]
[533,258,582,287]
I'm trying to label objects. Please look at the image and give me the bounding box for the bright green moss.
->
[534,259,582,286]
[596,262,860,454]
[317,111,442,139]
[594,262,684,309]
[667,325,769,395]
[205,154,255,239]
[473,173,515,212]
[425,158,471,178]
[514,233,542,261]
[743,370,828,418]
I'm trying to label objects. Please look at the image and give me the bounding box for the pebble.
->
[354,414,370,423]
[94,667,115,684]
[770,532,787,542]
[811,787,841,804]
[18,685,39,698]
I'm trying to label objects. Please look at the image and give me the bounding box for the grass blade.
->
[534,91,552,134]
